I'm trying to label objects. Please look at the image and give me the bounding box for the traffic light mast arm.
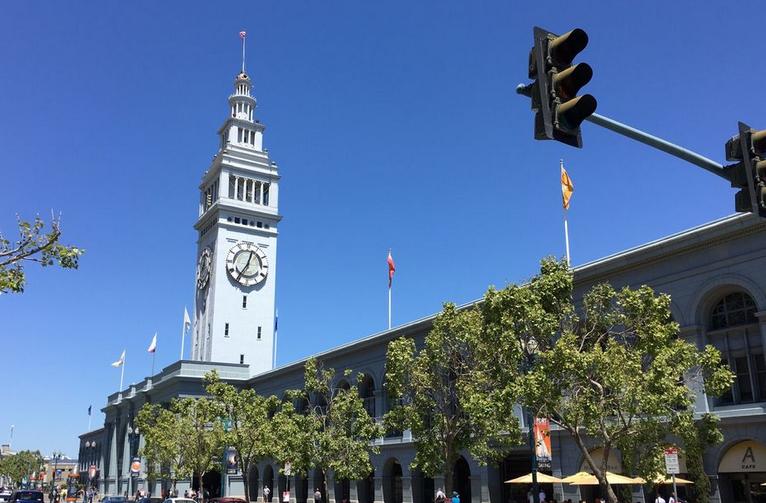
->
[516,84,728,180]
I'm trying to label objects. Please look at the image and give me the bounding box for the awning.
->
[505,473,564,484]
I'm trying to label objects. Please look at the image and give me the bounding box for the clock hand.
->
[238,252,254,280]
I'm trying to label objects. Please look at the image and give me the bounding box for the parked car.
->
[100,497,127,503]
[9,491,44,503]
[161,498,196,503]
[0,488,13,503]
[208,498,246,503]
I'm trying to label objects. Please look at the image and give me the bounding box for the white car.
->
[162,499,196,503]
[0,489,12,503]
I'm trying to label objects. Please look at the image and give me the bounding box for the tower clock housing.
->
[192,71,281,376]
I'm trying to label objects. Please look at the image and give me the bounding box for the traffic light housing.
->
[527,27,597,148]
[724,122,766,217]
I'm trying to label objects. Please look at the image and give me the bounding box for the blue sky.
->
[1,1,764,456]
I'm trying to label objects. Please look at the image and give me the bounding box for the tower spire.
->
[239,30,247,73]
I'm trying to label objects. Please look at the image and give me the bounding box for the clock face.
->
[196,248,212,290]
[226,242,268,287]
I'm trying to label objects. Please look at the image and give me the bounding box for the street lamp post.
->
[127,426,140,500]
[84,442,97,493]
[51,451,64,501]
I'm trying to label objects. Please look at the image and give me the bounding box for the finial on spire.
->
[239,30,247,73]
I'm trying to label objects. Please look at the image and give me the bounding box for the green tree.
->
[137,397,224,498]
[1,215,83,293]
[205,371,278,502]
[175,398,225,499]
[0,450,44,487]
[476,258,734,503]
[269,390,318,479]
[136,403,189,494]
[384,304,521,495]
[290,358,383,482]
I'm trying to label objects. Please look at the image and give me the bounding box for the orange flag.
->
[561,164,574,210]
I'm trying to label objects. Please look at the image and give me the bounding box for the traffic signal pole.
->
[516,84,728,180]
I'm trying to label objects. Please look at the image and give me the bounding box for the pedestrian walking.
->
[655,495,666,503]
[264,486,271,502]
[314,488,322,503]
[435,488,446,503]
[451,491,459,503]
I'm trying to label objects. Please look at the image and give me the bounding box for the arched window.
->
[358,375,375,417]
[707,291,763,405]
[710,292,757,330]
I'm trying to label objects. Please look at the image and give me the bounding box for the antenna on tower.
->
[239,30,247,73]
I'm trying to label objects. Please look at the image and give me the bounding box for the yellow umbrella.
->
[560,472,593,484]
[563,471,640,485]
[505,473,564,484]
[651,476,694,485]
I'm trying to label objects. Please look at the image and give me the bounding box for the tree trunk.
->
[443,464,453,497]
[242,464,250,503]
[570,432,619,503]
[198,473,205,503]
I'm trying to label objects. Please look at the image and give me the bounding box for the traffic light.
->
[526,27,597,148]
[724,122,766,217]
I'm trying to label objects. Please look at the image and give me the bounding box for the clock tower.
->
[192,70,280,376]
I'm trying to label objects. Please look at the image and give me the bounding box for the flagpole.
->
[563,209,571,267]
[272,309,278,368]
[180,316,186,360]
[561,159,571,267]
[151,350,156,377]
[388,285,392,330]
[88,412,92,432]
[241,33,246,73]
[119,353,125,392]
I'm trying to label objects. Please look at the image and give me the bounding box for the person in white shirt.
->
[668,493,676,503]
[655,495,666,503]
[538,490,546,503]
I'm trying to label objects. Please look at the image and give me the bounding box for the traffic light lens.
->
[557,94,597,132]
[549,28,589,68]
[553,63,593,100]
[753,130,766,154]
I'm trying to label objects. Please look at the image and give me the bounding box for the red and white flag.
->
[111,350,125,368]
[239,31,247,39]
[147,333,157,354]
[387,250,396,288]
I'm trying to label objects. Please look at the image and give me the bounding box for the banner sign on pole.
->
[226,449,238,474]
[534,417,552,469]
[664,447,680,475]
[130,457,141,475]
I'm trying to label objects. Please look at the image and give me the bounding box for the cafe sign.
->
[719,440,766,473]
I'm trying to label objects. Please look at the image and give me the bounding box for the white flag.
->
[111,350,126,367]
[147,333,158,353]
[183,307,192,331]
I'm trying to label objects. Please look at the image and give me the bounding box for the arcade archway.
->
[383,459,403,503]
[452,457,471,503]
[718,440,766,503]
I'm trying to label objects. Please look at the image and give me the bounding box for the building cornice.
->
[573,214,766,286]
[194,202,282,231]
